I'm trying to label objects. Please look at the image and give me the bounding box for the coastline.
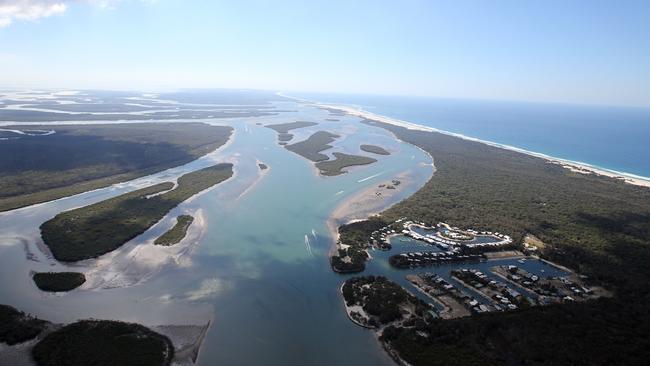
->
[296,98,650,189]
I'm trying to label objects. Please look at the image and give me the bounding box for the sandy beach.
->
[326,170,424,256]
[313,102,650,189]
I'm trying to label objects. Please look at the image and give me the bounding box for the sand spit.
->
[153,322,211,366]
[80,208,207,290]
[326,171,423,255]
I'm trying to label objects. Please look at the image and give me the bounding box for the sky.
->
[0,0,649,107]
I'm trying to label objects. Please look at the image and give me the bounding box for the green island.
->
[265,121,318,143]
[1,303,181,366]
[285,131,340,162]
[278,133,293,142]
[0,123,233,212]
[360,144,390,155]
[32,320,174,366]
[315,152,377,176]
[154,215,195,246]
[342,276,433,329]
[40,163,234,262]
[331,219,386,273]
[258,163,268,170]
[33,272,86,292]
[335,118,650,365]
[0,304,47,345]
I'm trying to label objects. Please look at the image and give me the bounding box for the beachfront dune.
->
[40,163,233,262]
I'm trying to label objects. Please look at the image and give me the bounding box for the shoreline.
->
[0,124,237,215]
[285,94,650,189]
[326,171,420,257]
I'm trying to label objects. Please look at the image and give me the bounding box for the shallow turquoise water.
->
[0,102,432,365]
[0,100,573,365]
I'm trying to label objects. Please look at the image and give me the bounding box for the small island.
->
[265,121,318,143]
[154,215,195,246]
[258,163,268,170]
[360,144,390,155]
[285,131,340,162]
[33,272,86,292]
[41,163,233,262]
[278,133,293,142]
[315,152,377,176]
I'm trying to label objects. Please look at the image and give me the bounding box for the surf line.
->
[357,171,385,183]
[304,235,314,256]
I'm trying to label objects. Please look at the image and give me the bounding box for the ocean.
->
[290,92,650,179]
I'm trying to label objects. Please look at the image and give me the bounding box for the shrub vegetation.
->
[33,272,86,292]
[41,164,233,261]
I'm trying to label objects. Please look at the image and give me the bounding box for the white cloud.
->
[0,0,68,27]
[0,0,145,27]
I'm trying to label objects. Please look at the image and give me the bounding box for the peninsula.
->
[326,105,650,366]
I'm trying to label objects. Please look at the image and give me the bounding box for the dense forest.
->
[32,272,86,292]
[154,215,195,246]
[0,123,233,212]
[381,299,650,366]
[315,152,377,176]
[361,119,650,365]
[342,276,431,327]
[1,304,174,366]
[266,121,318,143]
[41,163,233,261]
[0,304,47,345]
[285,131,340,162]
[32,320,173,366]
[331,218,386,272]
[360,144,391,155]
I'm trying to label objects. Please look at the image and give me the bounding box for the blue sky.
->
[1,0,649,106]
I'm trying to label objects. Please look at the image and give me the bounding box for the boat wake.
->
[357,171,384,183]
[304,234,314,256]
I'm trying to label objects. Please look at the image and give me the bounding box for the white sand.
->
[80,208,207,290]
[313,102,650,189]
